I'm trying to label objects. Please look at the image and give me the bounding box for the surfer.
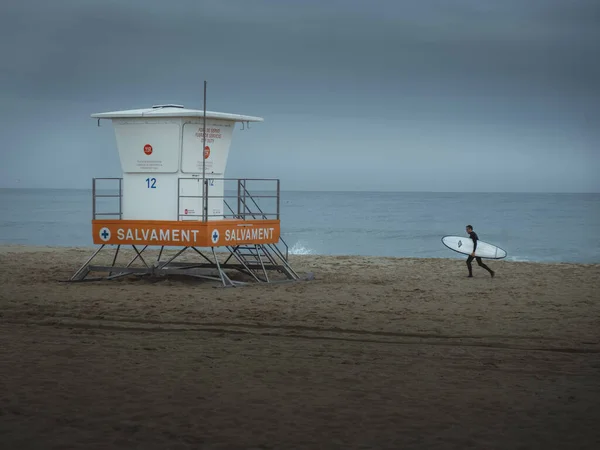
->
[465,225,495,278]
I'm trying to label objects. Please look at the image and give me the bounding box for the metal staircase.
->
[220,179,300,282]
[224,243,300,282]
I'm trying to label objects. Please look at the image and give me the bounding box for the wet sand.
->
[1,245,599,449]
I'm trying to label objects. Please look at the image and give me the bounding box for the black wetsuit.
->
[467,231,494,277]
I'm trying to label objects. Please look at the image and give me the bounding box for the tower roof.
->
[91,104,264,122]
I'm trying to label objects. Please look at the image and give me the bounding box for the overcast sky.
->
[1,0,598,192]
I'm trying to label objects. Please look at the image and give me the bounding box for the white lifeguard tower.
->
[71,84,305,286]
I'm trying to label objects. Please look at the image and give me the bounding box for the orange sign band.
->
[93,219,280,247]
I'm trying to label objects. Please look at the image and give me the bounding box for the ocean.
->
[0,188,599,264]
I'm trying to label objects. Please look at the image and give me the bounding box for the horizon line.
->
[0,186,598,195]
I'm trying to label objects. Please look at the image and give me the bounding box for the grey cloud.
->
[3,0,598,97]
[0,0,598,192]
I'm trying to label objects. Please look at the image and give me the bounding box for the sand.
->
[1,244,599,449]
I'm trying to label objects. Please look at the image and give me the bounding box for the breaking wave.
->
[288,241,315,255]
[506,255,531,262]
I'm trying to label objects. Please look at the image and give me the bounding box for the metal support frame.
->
[68,244,310,287]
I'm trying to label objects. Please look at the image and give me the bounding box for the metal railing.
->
[92,178,122,220]
[177,177,281,221]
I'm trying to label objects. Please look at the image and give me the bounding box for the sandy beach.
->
[1,244,599,449]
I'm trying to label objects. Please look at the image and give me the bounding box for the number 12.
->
[146,178,157,189]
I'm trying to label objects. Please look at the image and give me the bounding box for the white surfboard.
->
[441,235,507,259]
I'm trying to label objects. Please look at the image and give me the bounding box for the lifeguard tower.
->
[70,87,305,286]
